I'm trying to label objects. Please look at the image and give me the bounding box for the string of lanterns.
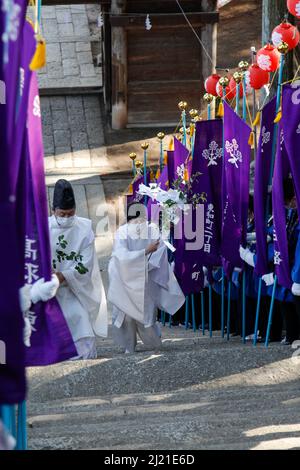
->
[205,9,300,97]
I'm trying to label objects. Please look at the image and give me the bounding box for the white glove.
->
[30,275,59,304]
[292,283,300,296]
[19,284,32,312]
[247,232,256,242]
[239,246,255,267]
[23,316,32,347]
[262,273,275,286]
[234,267,242,273]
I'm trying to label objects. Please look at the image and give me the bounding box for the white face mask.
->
[55,215,76,228]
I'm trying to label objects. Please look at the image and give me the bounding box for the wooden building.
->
[101,1,219,129]
[41,0,218,128]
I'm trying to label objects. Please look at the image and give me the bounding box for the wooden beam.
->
[110,12,219,29]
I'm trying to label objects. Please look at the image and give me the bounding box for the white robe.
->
[108,221,185,352]
[49,215,108,359]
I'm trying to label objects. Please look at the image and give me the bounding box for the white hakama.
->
[49,215,108,359]
[108,221,185,353]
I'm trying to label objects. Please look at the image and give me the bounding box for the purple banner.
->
[272,125,292,289]
[0,4,28,404]
[221,103,251,271]
[168,138,189,185]
[191,119,223,266]
[148,164,169,223]
[282,83,300,212]
[254,97,277,276]
[24,73,77,366]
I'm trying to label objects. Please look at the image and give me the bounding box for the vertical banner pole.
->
[191,294,196,332]
[206,99,214,338]
[141,142,149,206]
[265,51,285,347]
[226,280,231,341]
[221,84,227,339]
[185,295,189,329]
[201,290,205,335]
[242,70,248,344]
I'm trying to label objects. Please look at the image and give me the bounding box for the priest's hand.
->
[262,273,275,287]
[145,240,160,255]
[55,272,65,285]
[30,274,60,304]
[292,283,300,296]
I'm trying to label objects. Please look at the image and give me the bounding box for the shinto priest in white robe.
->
[49,215,108,358]
[108,220,185,352]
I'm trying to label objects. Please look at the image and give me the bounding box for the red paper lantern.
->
[205,74,221,97]
[257,44,280,72]
[247,64,270,90]
[287,0,300,19]
[229,77,244,97]
[272,21,300,50]
[216,78,235,101]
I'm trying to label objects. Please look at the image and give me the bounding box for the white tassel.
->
[97,12,104,28]
[145,14,152,31]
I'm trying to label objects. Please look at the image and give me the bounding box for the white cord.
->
[175,0,214,67]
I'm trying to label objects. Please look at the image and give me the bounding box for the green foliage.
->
[52,234,89,275]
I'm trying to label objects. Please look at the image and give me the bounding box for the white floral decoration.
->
[296,2,300,16]
[33,95,41,118]
[225,138,243,168]
[176,163,185,178]
[261,126,271,152]
[297,123,300,134]
[2,1,21,43]
[272,31,283,47]
[274,251,282,266]
[202,140,222,167]
[257,54,272,71]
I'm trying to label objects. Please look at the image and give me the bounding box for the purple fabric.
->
[221,102,251,271]
[4,1,27,150]
[254,97,277,276]
[25,73,77,366]
[191,119,223,266]
[148,164,169,224]
[0,5,28,404]
[282,83,300,212]
[168,138,189,185]
[272,125,292,289]
[169,139,197,293]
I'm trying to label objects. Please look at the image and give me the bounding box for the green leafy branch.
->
[52,235,89,275]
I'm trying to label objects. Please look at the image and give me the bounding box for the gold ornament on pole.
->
[178,101,188,111]
[203,93,214,104]
[129,152,137,161]
[219,76,230,88]
[135,160,143,169]
[238,60,249,71]
[157,132,165,140]
[141,142,149,150]
[277,41,289,55]
[189,109,199,118]
[232,71,243,84]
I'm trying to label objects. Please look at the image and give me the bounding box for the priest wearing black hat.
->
[49,179,108,359]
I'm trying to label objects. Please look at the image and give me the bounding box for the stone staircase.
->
[27,331,300,450]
